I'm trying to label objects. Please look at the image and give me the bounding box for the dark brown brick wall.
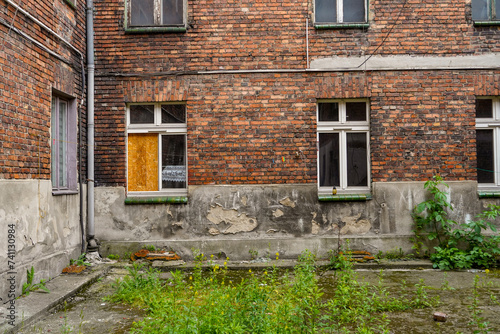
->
[0,0,86,180]
[91,0,500,187]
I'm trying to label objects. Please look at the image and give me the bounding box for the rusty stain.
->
[62,264,86,274]
[131,249,181,261]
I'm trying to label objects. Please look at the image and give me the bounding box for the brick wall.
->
[92,0,500,187]
[0,0,86,180]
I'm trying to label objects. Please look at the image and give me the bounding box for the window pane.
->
[162,135,186,189]
[315,0,337,23]
[131,0,155,26]
[343,0,365,22]
[347,133,368,187]
[346,102,367,121]
[128,134,159,191]
[476,99,493,118]
[472,0,489,20]
[162,0,183,25]
[496,0,500,20]
[477,130,495,184]
[318,103,339,122]
[130,105,155,124]
[51,99,57,188]
[58,101,68,188]
[319,133,340,187]
[161,104,186,123]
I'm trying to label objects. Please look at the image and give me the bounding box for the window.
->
[476,98,500,188]
[315,0,367,24]
[127,103,187,196]
[472,0,500,22]
[317,100,370,195]
[126,0,186,30]
[51,95,77,193]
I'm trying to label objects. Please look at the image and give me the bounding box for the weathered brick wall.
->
[0,0,86,180]
[92,0,500,186]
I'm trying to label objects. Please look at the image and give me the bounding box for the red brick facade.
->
[91,0,500,187]
[0,0,86,180]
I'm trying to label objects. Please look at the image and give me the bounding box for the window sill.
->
[478,191,500,199]
[125,26,187,34]
[314,23,369,30]
[318,193,372,202]
[473,21,500,26]
[52,190,79,196]
[125,196,188,205]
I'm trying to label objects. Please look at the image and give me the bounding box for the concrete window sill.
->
[52,190,79,196]
[314,23,369,30]
[125,196,188,205]
[318,194,372,202]
[478,191,500,199]
[125,26,187,34]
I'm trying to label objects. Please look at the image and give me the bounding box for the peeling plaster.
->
[340,213,371,235]
[280,197,296,208]
[208,228,220,236]
[207,205,258,234]
[273,209,284,218]
[311,212,319,235]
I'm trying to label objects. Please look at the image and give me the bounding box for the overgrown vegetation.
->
[412,175,500,270]
[70,253,91,267]
[108,248,438,333]
[22,266,49,296]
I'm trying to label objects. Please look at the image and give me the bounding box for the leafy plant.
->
[413,175,500,269]
[248,249,258,260]
[22,266,50,296]
[107,254,120,260]
[143,244,157,252]
[70,253,91,267]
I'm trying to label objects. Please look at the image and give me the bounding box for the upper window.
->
[51,95,77,194]
[317,100,370,195]
[472,0,500,22]
[126,0,186,31]
[315,0,367,25]
[476,98,500,188]
[127,103,187,196]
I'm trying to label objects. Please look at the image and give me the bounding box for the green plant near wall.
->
[413,175,500,270]
[22,266,50,296]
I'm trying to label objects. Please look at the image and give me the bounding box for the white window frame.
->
[127,102,187,197]
[315,0,367,24]
[476,97,500,189]
[317,99,370,195]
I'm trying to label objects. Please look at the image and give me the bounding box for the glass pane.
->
[319,133,340,187]
[51,98,57,188]
[161,104,186,123]
[58,101,68,188]
[130,105,155,124]
[472,0,489,20]
[477,130,494,183]
[343,0,365,22]
[476,99,493,118]
[496,0,500,20]
[346,102,367,121]
[318,103,339,122]
[162,135,186,189]
[347,133,368,187]
[315,0,337,23]
[162,0,184,25]
[131,0,155,26]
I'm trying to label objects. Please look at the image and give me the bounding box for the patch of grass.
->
[108,247,438,333]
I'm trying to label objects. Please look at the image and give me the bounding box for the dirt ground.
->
[16,265,500,334]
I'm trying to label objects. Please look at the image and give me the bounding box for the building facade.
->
[91,0,500,259]
[0,0,86,302]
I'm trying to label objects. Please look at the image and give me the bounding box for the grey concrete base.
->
[99,234,417,261]
[0,267,106,334]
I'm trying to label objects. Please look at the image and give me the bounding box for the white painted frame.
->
[317,99,370,195]
[476,97,500,189]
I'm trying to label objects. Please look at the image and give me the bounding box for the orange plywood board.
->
[128,133,158,191]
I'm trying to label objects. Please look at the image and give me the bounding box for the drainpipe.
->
[86,0,98,252]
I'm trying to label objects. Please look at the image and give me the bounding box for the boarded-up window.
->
[127,104,187,194]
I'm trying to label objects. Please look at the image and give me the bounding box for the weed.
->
[249,248,258,260]
[22,266,50,296]
[107,254,120,260]
[469,275,490,333]
[142,244,157,252]
[70,253,91,267]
